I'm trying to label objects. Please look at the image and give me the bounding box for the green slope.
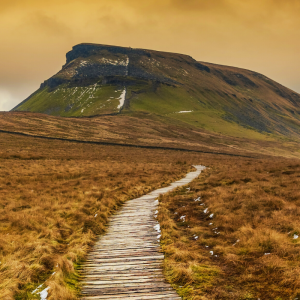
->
[16,84,126,117]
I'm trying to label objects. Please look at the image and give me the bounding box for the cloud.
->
[170,0,228,11]
[0,83,40,112]
[0,88,17,111]
[24,12,73,37]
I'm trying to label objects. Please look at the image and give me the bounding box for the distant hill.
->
[12,43,300,139]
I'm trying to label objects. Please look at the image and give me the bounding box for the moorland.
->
[1,113,300,299]
[159,157,300,299]
[0,130,200,299]
[1,43,300,299]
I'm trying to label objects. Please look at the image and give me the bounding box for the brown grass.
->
[0,132,202,300]
[158,157,300,299]
[1,111,300,159]
[2,114,300,300]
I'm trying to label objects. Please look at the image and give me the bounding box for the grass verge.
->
[158,158,300,299]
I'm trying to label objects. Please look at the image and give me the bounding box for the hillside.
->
[2,111,300,159]
[12,43,300,140]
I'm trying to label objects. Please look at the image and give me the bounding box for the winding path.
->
[81,165,206,299]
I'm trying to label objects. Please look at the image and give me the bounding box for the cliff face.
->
[12,43,300,140]
[41,44,191,89]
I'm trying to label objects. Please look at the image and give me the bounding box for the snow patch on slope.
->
[117,88,126,110]
[32,285,50,300]
[39,287,50,300]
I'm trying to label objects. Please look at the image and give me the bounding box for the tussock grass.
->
[2,119,300,299]
[158,158,300,299]
[0,132,199,299]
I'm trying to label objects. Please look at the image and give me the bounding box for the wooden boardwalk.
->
[81,165,206,300]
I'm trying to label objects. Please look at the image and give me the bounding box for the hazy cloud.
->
[26,12,73,37]
[0,89,16,111]
[171,0,228,11]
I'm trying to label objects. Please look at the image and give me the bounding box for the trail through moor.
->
[80,165,206,299]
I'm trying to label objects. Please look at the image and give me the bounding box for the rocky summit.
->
[12,43,300,139]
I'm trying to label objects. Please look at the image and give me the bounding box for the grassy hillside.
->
[16,85,125,117]
[2,112,300,159]
[127,84,274,139]
[12,43,300,140]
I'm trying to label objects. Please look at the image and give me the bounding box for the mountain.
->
[12,43,300,139]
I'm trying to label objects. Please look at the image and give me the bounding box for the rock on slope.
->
[12,43,300,139]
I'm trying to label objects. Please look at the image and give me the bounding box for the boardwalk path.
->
[81,165,206,300]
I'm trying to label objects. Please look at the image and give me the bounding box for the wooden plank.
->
[82,285,175,294]
[83,278,169,285]
[82,286,175,295]
[82,261,163,269]
[82,292,181,299]
[80,263,163,271]
[79,269,164,276]
[85,272,164,280]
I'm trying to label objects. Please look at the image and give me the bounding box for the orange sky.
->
[0,0,299,110]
